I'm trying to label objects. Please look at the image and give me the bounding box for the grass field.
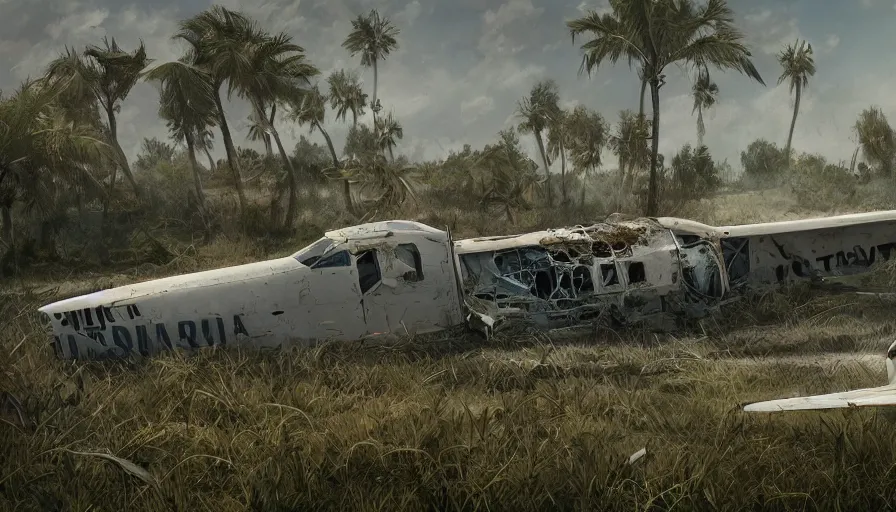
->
[4,191,896,511]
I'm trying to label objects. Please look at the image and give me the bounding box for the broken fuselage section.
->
[454,218,729,335]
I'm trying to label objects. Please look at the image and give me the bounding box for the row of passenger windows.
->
[309,243,425,294]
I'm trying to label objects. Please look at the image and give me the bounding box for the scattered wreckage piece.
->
[36,210,896,361]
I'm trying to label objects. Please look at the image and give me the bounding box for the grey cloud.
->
[0,0,887,179]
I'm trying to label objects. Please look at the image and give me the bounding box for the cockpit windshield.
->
[292,237,339,266]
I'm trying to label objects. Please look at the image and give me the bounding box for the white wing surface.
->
[744,384,896,412]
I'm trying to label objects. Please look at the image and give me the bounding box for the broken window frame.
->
[356,250,382,294]
[293,237,339,266]
[395,243,424,282]
[310,250,350,269]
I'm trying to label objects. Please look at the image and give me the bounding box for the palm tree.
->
[568,0,765,216]
[471,128,541,223]
[44,37,148,200]
[196,127,217,173]
[777,38,815,166]
[375,111,403,161]
[692,66,719,146]
[342,9,399,127]
[0,79,111,247]
[142,58,217,215]
[175,6,256,217]
[328,69,368,129]
[516,80,560,206]
[234,28,320,229]
[546,108,572,205]
[327,69,368,214]
[288,84,341,181]
[566,105,607,206]
[609,110,651,195]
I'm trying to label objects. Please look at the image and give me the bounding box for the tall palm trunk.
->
[318,123,340,171]
[785,83,801,169]
[341,113,357,216]
[696,107,704,146]
[1,204,11,244]
[534,130,552,206]
[270,126,299,229]
[184,134,206,208]
[185,132,211,242]
[106,108,142,199]
[213,88,248,216]
[560,143,567,205]
[372,59,379,128]
[639,78,647,118]
[204,149,217,173]
[646,79,661,217]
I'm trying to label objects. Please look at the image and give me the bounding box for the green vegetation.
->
[3,0,896,509]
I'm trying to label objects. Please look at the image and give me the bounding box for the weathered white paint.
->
[39,220,464,360]
[744,340,896,412]
[455,219,726,331]
[37,211,896,361]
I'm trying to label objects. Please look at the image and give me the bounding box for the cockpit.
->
[291,237,341,267]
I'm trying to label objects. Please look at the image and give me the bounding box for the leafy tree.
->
[135,137,176,171]
[565,105,607,174]
[740,139,787,183]
[777,38,815,166]
[44,37,149,199]
[854,106,896,177]
[568,0,765,216]
[667,144,721,200]
[470,128,540,222]
[0,79,110,248]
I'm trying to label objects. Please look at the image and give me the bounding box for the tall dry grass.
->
[5,167,896,510]
[3,284,896,510]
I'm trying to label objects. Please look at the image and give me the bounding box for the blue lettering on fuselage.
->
[62,314,249,358]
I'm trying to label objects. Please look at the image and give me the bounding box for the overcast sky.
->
[2,0,893,174]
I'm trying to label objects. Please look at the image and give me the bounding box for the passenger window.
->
[600,263,619,286]
[395,243,424,282]
[627,262,646,283]
[311,250,350,269]
[357,250,381,294]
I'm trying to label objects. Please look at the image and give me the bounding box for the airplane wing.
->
[744,384,896,412]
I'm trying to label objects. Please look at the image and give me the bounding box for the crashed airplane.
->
[36,210,896,360]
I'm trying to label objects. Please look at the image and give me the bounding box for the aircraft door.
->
[357,237,462,337]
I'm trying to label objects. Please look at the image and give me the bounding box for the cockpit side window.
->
[357,250,381,294]
[311,250,350,269]
[293,237,338,266]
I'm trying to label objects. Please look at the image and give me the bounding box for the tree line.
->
[1,0,895,271]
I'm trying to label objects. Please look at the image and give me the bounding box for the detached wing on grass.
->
[744,384,896,412]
